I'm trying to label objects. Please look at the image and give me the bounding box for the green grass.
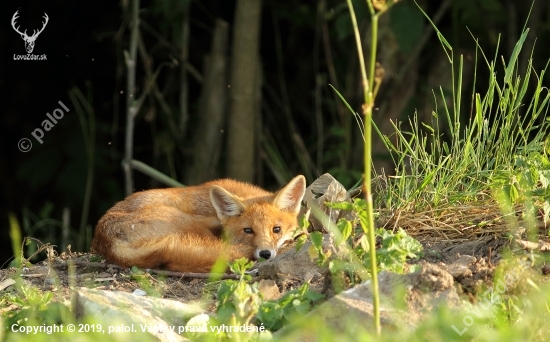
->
[377,25,550,214]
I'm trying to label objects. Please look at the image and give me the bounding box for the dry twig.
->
[53,260,241,280]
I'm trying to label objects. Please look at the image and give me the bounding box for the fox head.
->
[209,175,306,260]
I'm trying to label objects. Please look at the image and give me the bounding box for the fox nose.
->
[259,250,272,259]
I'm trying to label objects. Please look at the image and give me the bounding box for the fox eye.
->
[273,226,281,233]
[244,228,254,234]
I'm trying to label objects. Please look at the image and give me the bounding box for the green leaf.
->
[543,200,550,225]
[539,170,550,188]
[337,219,353,244]
[504,29,529,85]
[327,201,354,210]
[295,234,308,252]
[310,231,323,248]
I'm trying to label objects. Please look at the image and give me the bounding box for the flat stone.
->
[74,287,204,342]
[257,236,332,281]
[275,263,461,338]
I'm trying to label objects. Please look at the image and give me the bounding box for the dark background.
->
[1,0,549,266]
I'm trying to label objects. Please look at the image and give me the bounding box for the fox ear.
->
[273,175,306,214]
[210,186,245,218]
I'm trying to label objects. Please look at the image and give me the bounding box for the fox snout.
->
[256,248,275,260]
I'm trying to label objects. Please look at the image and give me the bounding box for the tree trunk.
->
[226,0,263,182]
[179,0,191,141]
[185,20,229,185]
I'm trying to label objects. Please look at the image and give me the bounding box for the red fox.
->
[92,175,306,273]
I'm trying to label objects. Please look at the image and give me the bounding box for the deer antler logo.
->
[11,10,49,54]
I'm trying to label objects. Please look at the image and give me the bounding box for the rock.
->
[443,240,484,257]
[413,262,455,292]
[408,263,461,313]
[444,255,476,278]
[300,173,355,232]
[258,280,281,300]
[97,272,112,278]
[257,235,333,281]
[275,263,461,337]
[132,289,148,296]
[0,278,16,291]
[455,255,477,265]
[74,288,204,342]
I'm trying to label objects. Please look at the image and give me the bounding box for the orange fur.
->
[92,176,306,273]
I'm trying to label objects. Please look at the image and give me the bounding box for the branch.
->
[53,260,242,280]
[136,34,181,146]
[123,0,140,196]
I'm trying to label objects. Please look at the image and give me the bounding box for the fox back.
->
[92,175,306,272]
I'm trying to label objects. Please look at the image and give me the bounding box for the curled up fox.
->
[92,176,306,273]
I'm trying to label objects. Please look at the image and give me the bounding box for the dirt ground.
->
[0,241,326,316]
[0,235,516,318]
